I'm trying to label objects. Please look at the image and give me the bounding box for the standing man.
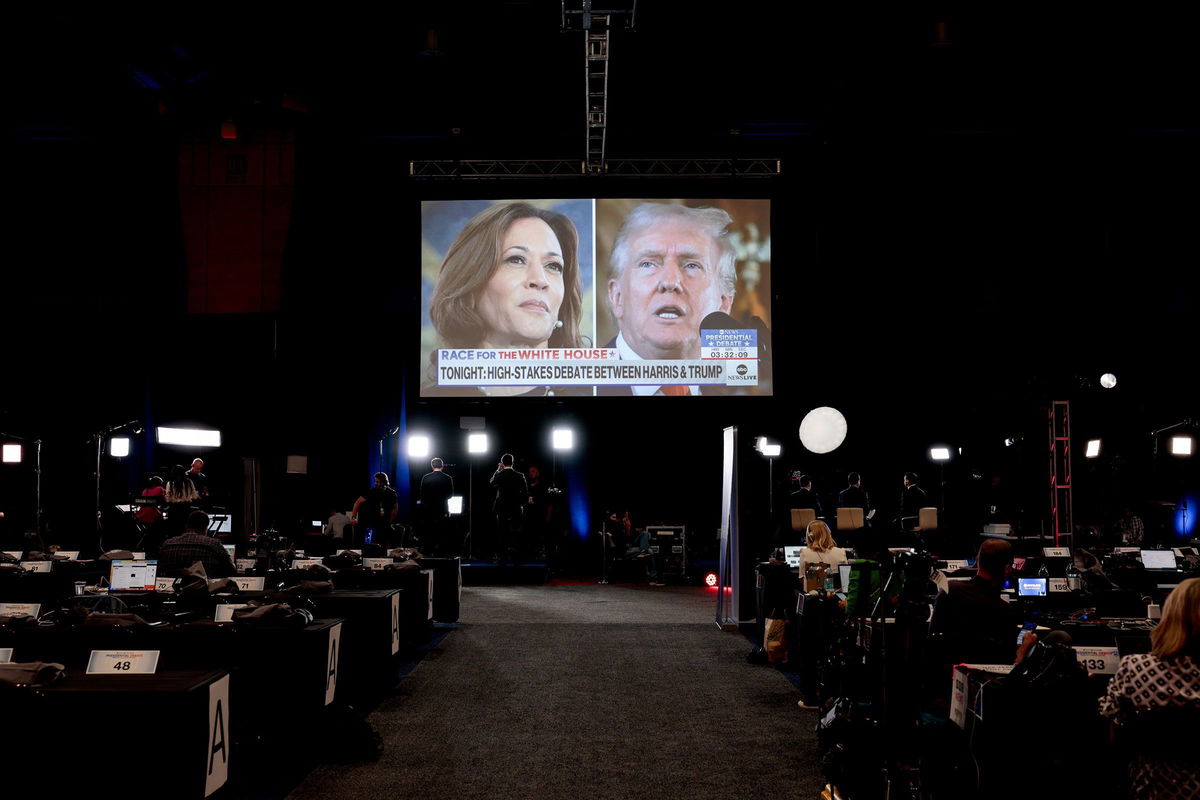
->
[419,458,455,556]
[490,454,528,564]
[187,458,209,508]
[789,474,824,519]
[838,472,871,515]
[352,472,398,548]
[601,203,737,396]
[899,472,928,531]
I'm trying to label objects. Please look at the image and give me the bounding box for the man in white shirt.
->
[600,203,737,396]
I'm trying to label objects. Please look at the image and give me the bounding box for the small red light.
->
[704,572,718,587]
[220,120,238,140]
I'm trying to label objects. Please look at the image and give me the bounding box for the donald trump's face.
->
[608,218,732,360]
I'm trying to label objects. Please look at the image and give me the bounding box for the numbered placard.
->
[214,604,249,623]
[0,602,40,618]
[56,551,81,560]
[132,552,146,560]
[235,558,257,573]
[1074,645,1120,675]
[3,551,22,560]
[1048,578,1072,593]
[0,648,13,663]
[291,559,322,569]
[1043,547,1071,558]
[363,558,393,571]
[20,561,52,573]
[87,650,160,675]
[155,577,176,593]
[944,560,970,571]
[1114,547,1140,554]
[231,576,265,592]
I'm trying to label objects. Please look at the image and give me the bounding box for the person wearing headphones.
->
[352,472,398,548]
[798,520,848,592]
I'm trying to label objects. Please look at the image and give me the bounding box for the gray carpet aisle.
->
[288,585,826,799]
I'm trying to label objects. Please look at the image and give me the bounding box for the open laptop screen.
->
[109,560,158,591]
[784,546,805,568]
[1018,578,1048,597]
[1141,550,1178,570]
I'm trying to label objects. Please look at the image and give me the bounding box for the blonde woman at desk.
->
[800,520,848,591]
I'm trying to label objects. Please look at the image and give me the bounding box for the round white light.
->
[1100,373,1117,389]
[798,407,847,454]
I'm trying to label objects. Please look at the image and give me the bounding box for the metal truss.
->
[407,157,781,180]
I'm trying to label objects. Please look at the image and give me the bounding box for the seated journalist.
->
[158,510,235,577]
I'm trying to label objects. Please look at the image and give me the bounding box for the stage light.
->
[447,496,463,515]
[2,444,21,464]
[704,572,719,588]
[407,435,431,459]
[467,433,489,454]
[755,436,768,452]
[760,443,781,457]
[1085,439,1101,458]
[220,119,237,140]
[1171,436,1194,456]
[157,427,221,447]
[552,428,574,451]
[110,437,130,458]
[1100,373,1117,389]
[798,407,847,454]
[929,447,952,462]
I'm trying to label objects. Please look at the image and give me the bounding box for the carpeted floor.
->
[287,584,825,799]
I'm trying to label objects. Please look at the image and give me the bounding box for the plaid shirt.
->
[159,533,235,577]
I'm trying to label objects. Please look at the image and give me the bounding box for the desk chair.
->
[791,508,817,533]
[915,507,938,532]
[836,507,865,531]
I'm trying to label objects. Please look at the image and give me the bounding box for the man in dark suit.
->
[838,472,871,515]
[599,203,737,396]
[899,472,928,530]
[490,453,529,563]
[419,457,455,556]
[789,474,823,518]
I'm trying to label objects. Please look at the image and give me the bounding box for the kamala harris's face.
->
[475,217,565,349]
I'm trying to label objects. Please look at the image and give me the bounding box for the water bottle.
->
[1037,561,1050,579]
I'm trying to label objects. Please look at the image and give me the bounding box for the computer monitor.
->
[1140,549,1178,570]
[1018,577,1048,597]
[784,546,805,568]
[108,560,158,591]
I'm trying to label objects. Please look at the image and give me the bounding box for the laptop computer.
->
[1140,549,1178,570]
[108,559,158,592]
[1017,577,1048,597]
[784,545,805,568]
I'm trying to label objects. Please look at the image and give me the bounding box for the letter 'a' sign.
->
[205,674,231,796]
[325,622,343,706]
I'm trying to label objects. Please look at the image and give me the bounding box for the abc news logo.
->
[727,362,755,383]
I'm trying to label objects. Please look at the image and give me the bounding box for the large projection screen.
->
[421,198,771,398]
